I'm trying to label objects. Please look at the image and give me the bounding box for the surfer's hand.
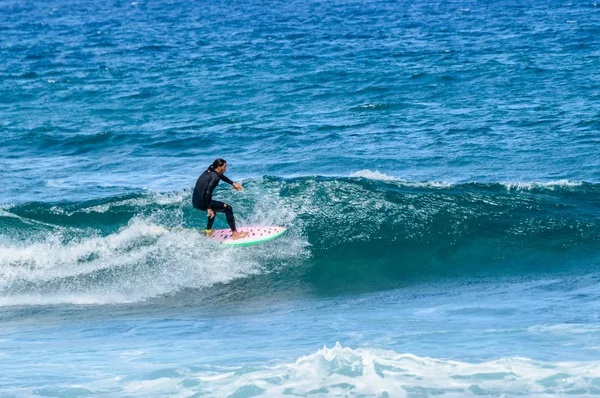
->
[207,209,215,219]
[233,183,244,191]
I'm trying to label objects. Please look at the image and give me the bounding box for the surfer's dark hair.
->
[209,158,226,171]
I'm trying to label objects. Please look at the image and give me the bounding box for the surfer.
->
[192,158,249,240]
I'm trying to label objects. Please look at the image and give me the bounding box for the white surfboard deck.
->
[166,226,286,247]
[207,226,287,247]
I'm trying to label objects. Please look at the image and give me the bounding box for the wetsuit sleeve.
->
[219,174,234,185]
[205,175,220,209]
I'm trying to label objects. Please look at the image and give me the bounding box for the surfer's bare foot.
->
[232,231,248,240]
[205,230,213,237]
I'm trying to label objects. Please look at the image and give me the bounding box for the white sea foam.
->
[350,169,453,188]
[350,169,399,181]
[0,207,307,306]
[164,344,600,397]
[35,343,600,397]
[350,171,585,191]
[501,180,583,191]
[0,220,163,286]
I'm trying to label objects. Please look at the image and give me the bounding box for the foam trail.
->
[0,220,163,286]
[0,215,308,306]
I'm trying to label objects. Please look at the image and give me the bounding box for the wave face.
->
[301,175,600,291]
[1,175,599,306]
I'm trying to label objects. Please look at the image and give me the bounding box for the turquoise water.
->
[1,0,600,396]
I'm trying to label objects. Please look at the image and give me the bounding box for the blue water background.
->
[2,0,599,203]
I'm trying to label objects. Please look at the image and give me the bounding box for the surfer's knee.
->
[224,203,233,213]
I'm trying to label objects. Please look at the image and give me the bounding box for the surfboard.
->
[166,226,287,247]
[206,226,287,247]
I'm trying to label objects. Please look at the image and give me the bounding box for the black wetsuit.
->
[192,170,237,232]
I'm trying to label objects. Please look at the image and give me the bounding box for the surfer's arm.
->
[219,174,234,185]
[220,174,243,191]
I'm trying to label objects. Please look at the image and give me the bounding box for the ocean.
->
[1,0,600,396]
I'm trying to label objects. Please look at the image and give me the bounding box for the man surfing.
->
[192,158,249,240]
